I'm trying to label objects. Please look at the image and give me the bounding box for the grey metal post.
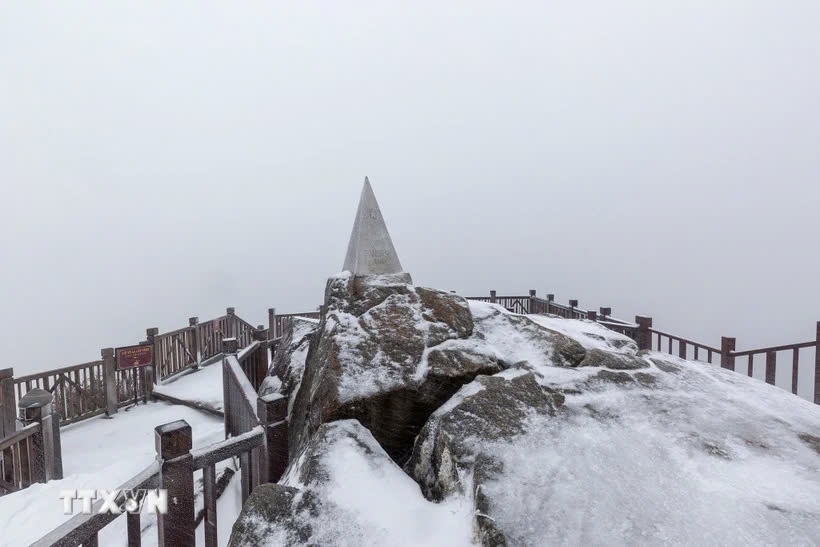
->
[156,420,195,547]
[101,348,118,417]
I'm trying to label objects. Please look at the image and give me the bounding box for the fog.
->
[2,3,818,399]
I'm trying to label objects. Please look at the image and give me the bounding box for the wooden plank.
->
[732,340,815,357]
[2,447,13,487]
[191,427,264,471]
[748,355,754,378]
[14,360,104,384]
[203,464,218,547]
[792,348,800,395]
[29,463,158,547]
[19,436,30,488]
[84,533,99,547]
[765,351,777,385]
[127,511,141,547]
[0,423,40,452]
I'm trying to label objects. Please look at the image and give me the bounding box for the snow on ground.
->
[153,361,224,414]
[480,352,820,546]
[278,420,475,547]
[527,313,638,354]
[0,401,226,547]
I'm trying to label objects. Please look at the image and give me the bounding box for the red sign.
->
[116,344,154,370]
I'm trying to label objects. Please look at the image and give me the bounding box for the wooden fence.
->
[0,388,62,496]
[468,290,820,404]
[268,308,321,340]
[32,340,289,547]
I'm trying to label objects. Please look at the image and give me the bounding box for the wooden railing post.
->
[147,328,159,384]
[257,394,288,484]
[226,308,236,339]
[569,299,578,319]
[268,308,277,340]
[101,348,117,417]
[528,290,536,313]
[0,368,15,438]
[489,290,497,304]
[223,338,238,356]
[547,294,554,314]
[189,317,200,369]
[765,351,777,386]
[155,420,195,547]
[720,337,736,370]
[586,310,597,321]
[29,392,62,481]
[635,316,653,351]
[814,321,819,405]
[599,307,611,319]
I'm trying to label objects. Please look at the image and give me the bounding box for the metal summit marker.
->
[342,177,404,275]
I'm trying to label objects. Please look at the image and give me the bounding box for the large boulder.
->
[407,350,820,546]
[261,317,319,412]
[407,371,565,545]
[229,420,474,547]
[288,273,498,464]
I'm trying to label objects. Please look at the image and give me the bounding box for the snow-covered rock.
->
[262,316,319,415]
[245,283,819,547]
[229,420,474,547]
[409,348,820,546]
[288,273,500,464]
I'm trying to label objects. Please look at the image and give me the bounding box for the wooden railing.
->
[267,308,321,340]
[236,339,270,395]
[33,340,288,547]
[469,289,820,404]
[0,391,62,497]
[1,307,278,433]
[30,423,267,547]
[0,422,41,495]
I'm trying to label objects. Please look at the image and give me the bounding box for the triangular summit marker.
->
[342,177,403,275]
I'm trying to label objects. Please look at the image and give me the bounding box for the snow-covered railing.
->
[31,461,159,547]
[0,422,42,495]
[222,341,289,503]
[267,307,322,339]
[0,390,62,498]
[236,337,270,394]
[152,307,262,382]
[31,418,275,547]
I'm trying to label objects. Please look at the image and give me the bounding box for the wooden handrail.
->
[731,340,816,357]
[14,361,103,384]
[648,328,722,354]
[0,422,40,452]
[192,426,264,471]
[30,462,159,547]
[237,341,261,364]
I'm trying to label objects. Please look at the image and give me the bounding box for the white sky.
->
[1,2,818,398]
